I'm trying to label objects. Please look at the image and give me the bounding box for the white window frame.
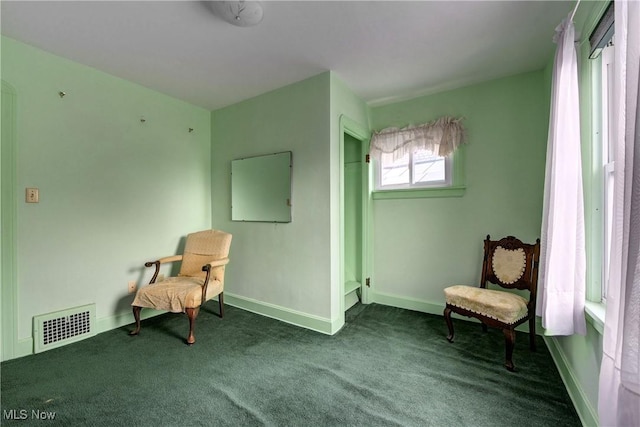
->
[600,41,615,303]
[375,149,453,191]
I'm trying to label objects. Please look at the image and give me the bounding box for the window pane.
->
[380,152,409,186]
[413,149,445,184]
[603,42,615,164]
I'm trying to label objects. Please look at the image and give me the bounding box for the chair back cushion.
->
[179,229,232,280]
[492,246,526,284]
[482,236,540,293]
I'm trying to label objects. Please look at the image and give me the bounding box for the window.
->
[589,1,614,303]
[376,149,452,190]
[369,116,466,198]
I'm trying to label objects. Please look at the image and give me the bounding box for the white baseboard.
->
[96,307,166,334]
[223,293,340,335]
[544,336,599,427]
[345,291,360,311]
[371,290,444,315]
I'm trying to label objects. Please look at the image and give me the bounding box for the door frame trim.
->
[2,80,19,361]
[339,115,371,315]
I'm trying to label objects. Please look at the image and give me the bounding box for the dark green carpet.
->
[1,303,580,426]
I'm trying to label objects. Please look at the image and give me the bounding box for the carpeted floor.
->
[1,303,580,426]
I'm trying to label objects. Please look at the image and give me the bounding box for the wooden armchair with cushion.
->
[130,229,232,345]
[443,235,540,371]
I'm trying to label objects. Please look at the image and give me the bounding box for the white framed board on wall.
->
[231,151,292,223]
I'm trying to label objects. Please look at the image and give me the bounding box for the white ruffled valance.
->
[369,116,466,160]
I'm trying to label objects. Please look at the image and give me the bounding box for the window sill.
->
[372,185,466,200]
[585,300,606,335]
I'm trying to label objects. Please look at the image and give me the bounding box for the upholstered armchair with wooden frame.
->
[443,235,540,371]
[130,229,232,345]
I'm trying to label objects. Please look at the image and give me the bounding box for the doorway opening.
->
[344,132,363,310]
[340,116,370,314]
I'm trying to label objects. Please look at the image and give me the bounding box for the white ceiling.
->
[1,1,575,111]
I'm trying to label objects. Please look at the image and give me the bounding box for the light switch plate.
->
[26,188,39,203]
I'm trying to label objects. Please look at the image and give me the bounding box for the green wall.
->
[211,73,335,331]
[1,36,212,359]
[366,66,606,425]
[368,63,604,426]
[369,70,547,310]
[210,71,369,333]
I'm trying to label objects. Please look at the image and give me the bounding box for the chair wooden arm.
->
[200,258,230,303]
[144,255,184,284]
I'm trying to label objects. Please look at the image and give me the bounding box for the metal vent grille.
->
[33,304,96,353]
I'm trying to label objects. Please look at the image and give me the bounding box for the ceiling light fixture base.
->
[212,1,264,27]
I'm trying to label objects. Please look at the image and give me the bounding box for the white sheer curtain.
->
[598,1,640,426]
[368,116,466,160]
[536,16,586,336]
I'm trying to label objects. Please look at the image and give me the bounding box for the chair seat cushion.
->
[444,285,528,325]
[131,277,223,313]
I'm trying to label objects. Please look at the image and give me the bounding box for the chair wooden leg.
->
[503,328,516,371]
[529,316,536,351]
[444,307,455,342]
[218,293,224,318]
[185,307,199,345]
[129,306,142,336]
